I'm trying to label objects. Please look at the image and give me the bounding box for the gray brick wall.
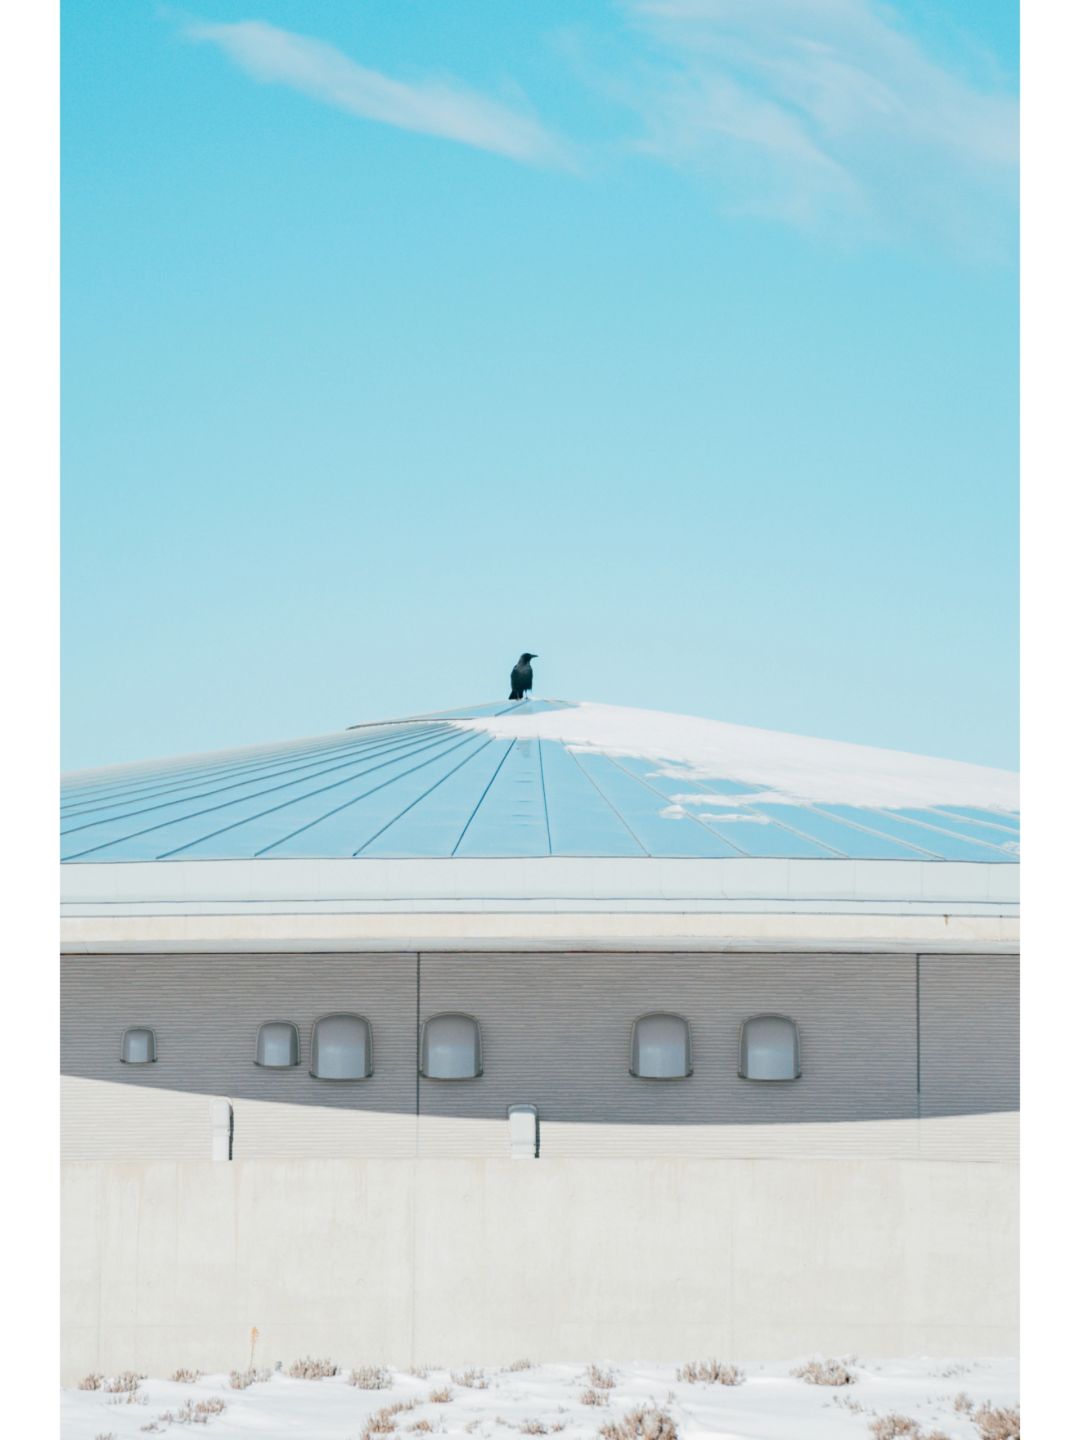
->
[61,950,1017,1160]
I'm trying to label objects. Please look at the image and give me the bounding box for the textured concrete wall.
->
[61,1154,1019,1382]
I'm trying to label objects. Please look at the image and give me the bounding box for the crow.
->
[509,653,538,701]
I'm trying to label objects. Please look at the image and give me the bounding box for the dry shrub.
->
[229,1368,270,1390]
[80,1374,105,1391]
[580,1390,607,1407]
[289,1355,339,1380]
[453,1368,489,1389]
[520,1423,548,1435]
[507,1359,535,1373]
[407,1366,431,1379]
[94,1434,117,1440]
[954,1394,974,1414]
[792,1358,857,1387]
[351,1365,393,1390]
[428,1386,453,1404]
[362,1401,417,1438]
[409,1423,434,1434]
[585,1365,617,1390]
[175,1397,226,1426]
[869,1417,922,1440]
[675,1360,743,1387]
[171,1369,202,1384]
[974,1405,1020,1440]
[105,1371,144,1394]
[598,1406,678,1440]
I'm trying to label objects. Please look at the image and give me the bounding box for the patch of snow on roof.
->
[452,701,1019,811]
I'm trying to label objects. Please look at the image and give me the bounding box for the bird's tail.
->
[509,689,523,700]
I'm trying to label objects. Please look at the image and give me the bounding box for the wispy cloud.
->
[615,0,1018,245]
[185,18,574,169]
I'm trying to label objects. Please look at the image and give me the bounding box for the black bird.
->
[509,653,538,701]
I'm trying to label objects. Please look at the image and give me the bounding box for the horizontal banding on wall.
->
[60,856,1019,908]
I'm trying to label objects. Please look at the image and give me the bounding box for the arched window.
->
[255,1020,300,1069]
[120,1027,157,1064]
[309,1014,373,1080]
[420,1013,483,1080]
[630,1013,693,1079]
[739,1014,801,1081]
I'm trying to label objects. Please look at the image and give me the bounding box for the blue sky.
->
[61,0,1018,771]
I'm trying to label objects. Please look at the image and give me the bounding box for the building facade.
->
[60,701,1019,1377]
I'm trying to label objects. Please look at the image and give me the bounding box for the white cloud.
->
[618,0,1018,244]
[186,18,573,169]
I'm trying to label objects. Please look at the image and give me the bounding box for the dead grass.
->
[831,1394,867,1416]
[407,1366,431,1379]
[520,1423,548,1434]
[350,1365,393,1390]
[580,1390,607,1407]
[170,1369,202,1384]
[453,1368,489,1389]
[229,1368,270,1390]
[598,1406,678,1440]
[585,1365,617,1390]
[954,1393,974,1414]
[506,1360,535,1373]
[792,1358,858,1387]
[79,1374,105,1391]
[175,1397,227,1426]
[973,1405,1020,1440]
[428,1386,454,1404]
[675,1360,744,1386]
[288,1355,339,1380]
[408,1423,434,1434]
[869,1418,922,1440]
[867,1420,952,1440]
[104,1371,144,1394]
[362,1401,418,1438]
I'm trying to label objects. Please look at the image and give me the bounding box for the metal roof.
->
[61,700,1020,866]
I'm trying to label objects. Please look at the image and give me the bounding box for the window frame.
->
[419,1011,484,1081]
[629,1011,694,1080]
[120,1026,157,1065]
[254,1019,301,1069]
[308,1012,374,1081]
[738,1012,802,1081]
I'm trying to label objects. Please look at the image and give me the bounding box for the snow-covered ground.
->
[61,1356,1019,1440]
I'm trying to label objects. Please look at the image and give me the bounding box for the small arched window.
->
[255,1020,300,1069]
[630,1013,693,1079]
[121,1027,157,1064]
[420,1013,483,1080]
[310,1014,373,1080]
[739,1014,801,1081]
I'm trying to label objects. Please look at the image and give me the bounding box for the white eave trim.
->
[60,857,1018,954]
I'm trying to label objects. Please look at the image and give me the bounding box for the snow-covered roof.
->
[61,699,1018,865]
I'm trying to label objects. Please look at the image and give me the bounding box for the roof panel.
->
[453,739,551,858]
[359,740,515,857]
[60,700,1020,866]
